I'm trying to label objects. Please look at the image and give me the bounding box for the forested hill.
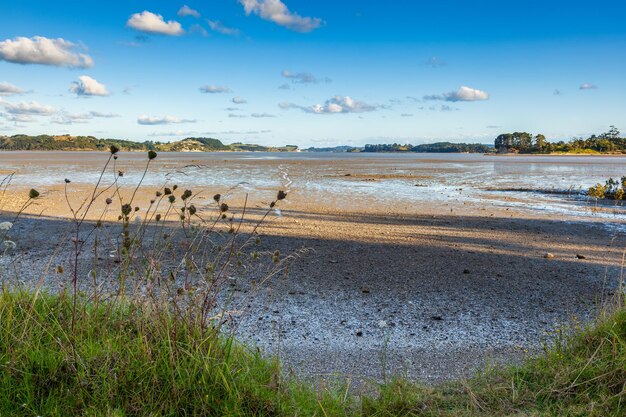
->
[0,135,298,152]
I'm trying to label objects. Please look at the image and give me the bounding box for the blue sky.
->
[1,0,625,147]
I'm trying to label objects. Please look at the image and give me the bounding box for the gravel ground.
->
[2,201,624,386]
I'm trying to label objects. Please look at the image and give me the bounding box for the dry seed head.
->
[148,150,157,160]
[110,145,119,154]
[28,189,40,199]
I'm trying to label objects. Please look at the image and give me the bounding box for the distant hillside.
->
[0,134,151,151]
[0,135,300,153]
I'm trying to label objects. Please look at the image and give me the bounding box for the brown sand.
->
[1,180,625,385]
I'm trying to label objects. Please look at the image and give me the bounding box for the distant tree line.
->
[362,142,493,153]
[494,126,626,154]
[0,134,155,151]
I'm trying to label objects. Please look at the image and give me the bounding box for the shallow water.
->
[2,151,625,222]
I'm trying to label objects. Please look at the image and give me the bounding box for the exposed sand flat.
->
[1,151,625,384]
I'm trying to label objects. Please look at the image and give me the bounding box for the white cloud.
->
[239,0,322,32]
[280,96,378,114]
[69,76,110,97]
[207,20,240,36]
[228,113,247,118]
[251,112,275,118]
[199,85,232,94]
[137,115,197,125]
[278,83,291,90]
[127,11,184,36]
[579,83,598,90]
[178,5,201,18]
[281,70,330,84]
[232,96,247,104]
[52,111,120,124]
[0,99,56,115]
[423,86,489,102]
[0,36,93,68]
[0,82,24,96]
[89,111,119,118]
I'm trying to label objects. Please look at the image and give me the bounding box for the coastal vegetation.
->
[495,126,626,154]
[588,177,626,200]
[362,142,493,153]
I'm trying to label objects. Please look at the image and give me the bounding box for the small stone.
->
[576,254,586,259]
[544,252,555,259]
[356,331,363,337]
[463,269,470,274]
[361,288,370,294]
[431,315,443,321]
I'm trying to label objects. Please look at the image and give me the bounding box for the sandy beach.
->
[1,151,625,385]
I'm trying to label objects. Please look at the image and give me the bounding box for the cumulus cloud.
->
[425,56,447,67]
[0,100,55,115]
[0,36,94,68]
[239,0,322,32]
[199,85,232,94]
[232,96,247,104]
[207,20,240,36]
[280,96,378,114]
[579,83,598,90]
[0,82,24,96]
[423,86,489,102]
[69,76,109,97]
[127,11,184,36]
[178,5,201,18]
[281,70,330,84]
[137,115,197,125]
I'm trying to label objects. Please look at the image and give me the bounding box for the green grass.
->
[0,291,624,416]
